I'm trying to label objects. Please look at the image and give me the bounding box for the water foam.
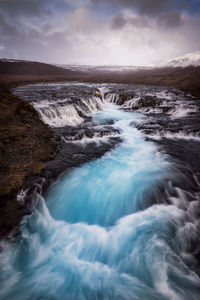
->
[33,95,104,127]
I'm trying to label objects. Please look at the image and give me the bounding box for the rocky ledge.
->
[0,83,57,239]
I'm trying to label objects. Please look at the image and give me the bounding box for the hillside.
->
[0,58,200,99]
[0,58,80,75]
[81,66,200,99]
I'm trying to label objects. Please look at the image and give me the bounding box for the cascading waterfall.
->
[39,104,84,126]
[105,93,120,104]
[33,95,104,127]
[1,84,200,300]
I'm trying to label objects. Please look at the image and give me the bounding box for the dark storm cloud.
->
[91,0,200,16]
[111,13,126,29]
[158,11,182,29]
[0,1,72,62]
[111,13,150,30]
[2,0,197,20]
[0,0,87,18]
[0,0,43,17]
[111,11,182,31]
[0,12,18,36]
[114,0,175,16]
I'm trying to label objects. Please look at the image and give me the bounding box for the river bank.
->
[0,82,121,239]
[0,83,57,239]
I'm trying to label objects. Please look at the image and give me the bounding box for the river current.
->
[1,83,200,299]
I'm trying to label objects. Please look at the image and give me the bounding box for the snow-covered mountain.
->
[156,51,200,67]
[56,64,151,73]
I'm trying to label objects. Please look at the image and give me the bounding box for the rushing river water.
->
[1,83,200,299]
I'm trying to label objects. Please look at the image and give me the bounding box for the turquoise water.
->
[0,103,200,300]
[47,104,167,226]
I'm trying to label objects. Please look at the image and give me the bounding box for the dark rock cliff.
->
[0,83,56,239]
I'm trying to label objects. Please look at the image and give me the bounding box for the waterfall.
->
[32,95,104,127]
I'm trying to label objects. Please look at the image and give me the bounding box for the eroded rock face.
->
[133,96,161,109]
[0,83,56,238]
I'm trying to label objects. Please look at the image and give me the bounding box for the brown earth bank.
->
[0,82,57,239]
[83,66,200,99]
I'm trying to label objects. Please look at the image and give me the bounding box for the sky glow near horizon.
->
[0,0,200,66]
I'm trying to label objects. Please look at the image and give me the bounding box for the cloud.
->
[111,11,150,30]
[117,0,175,16]
[111,13,126,29]
[111,10,183,31]
[158,11,183,28]
[0,0,43,17]
[91,0,200,16]
[0,0,199,65]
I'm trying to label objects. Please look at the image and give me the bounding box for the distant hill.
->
[56,64,151,73]
[0,58,85,85]
[0,58,79,76]
[0,58,199,99]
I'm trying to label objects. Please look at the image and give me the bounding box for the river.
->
[1,83,200,299]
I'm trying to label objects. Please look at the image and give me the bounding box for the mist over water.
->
[1,84,200,299]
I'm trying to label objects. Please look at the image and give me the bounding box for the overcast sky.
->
[0,0,200,65]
